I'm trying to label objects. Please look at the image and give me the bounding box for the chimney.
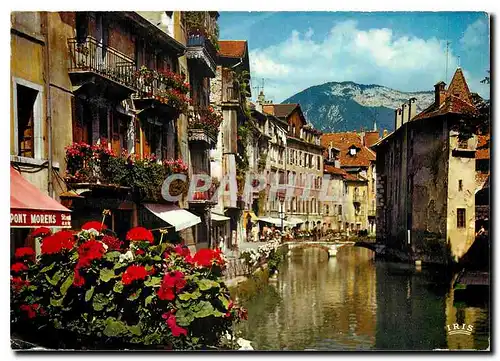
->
[395,108,402,130]
[401,103,409,125]
[383,129,388,138]
[334,159,340,168]
[256,91,265,112]
[434,81,446,107]
[408,97,417,121]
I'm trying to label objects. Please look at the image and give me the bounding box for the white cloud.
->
[460,18,489,49]
[249,20,487,102]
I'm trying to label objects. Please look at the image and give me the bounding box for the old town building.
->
[372,68,480,264]
[321,130,378,234]
[10,11,220,251]
[262,101,324,230]
[210,39,252,248]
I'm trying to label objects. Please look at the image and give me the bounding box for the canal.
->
[235,246,489,351]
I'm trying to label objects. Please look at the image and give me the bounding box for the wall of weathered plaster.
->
[376,118,450,263]
[446,129,477,261]
[409,119,449,263]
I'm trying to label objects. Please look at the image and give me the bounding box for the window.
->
[349,148,357,155]
[338,205,342,215]
[326,205,329,214]
[14,80,43,159]
[317,155,321,170]
[458,138,468,149]
[458,180,463,191]
[457,208,466,228]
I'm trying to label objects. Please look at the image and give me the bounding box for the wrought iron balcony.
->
[68,37,137,99]
[186,35,217,77]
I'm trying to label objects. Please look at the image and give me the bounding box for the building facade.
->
[373,68,480,264]
[11,11,220,249]
[321,131,378,234]
[262,101,324,230]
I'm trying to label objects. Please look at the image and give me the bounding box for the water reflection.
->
[236,246,489,351]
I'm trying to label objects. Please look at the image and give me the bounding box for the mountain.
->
[281,81,435,133]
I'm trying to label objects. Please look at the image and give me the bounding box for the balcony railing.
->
[186,35,217,76]
[68,37,136,90]
[187,35,217,63]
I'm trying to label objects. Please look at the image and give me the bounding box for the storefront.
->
[139,203,201,245]
[10,167,72,255]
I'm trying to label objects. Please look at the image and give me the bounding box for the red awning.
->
[10,167,72,228]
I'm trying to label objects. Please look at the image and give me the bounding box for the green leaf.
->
[103,317,128,337]
[198,279,219,291]
[175,308,195,326]
[178,290,201,301]
[128,324,142,336]
[45,270,62,286]
[144,276,161,287]
[50,296,64,307]
[40,263,55,273]
[113,281,124,294]
[60,273,74,295]
[93,293,110,311]
[85,286,95,302]
[218,295,230,308]
[105,251,121,261]
[145,294,155,307]
[193,300,216,319]
[127,289,142,301]
[99,268,116,283]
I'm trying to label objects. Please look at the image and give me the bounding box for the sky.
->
[218,12,490,103]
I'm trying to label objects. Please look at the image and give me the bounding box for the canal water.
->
[236,247,489,351]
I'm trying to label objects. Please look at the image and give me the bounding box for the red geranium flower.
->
[122,265,148,285]
[73,270,85,287]
[101,235,123,251]
[162,311,188,337]
[192,248,224,268]
[11,276,30,291]
[41,232,75,255]
[81,221,107,232]
[135,249,145,256]
[126,227,154,244]
[173,245,191,258]
[20,304,38,319]
[11,262,28,273]
[14,247,35,260]
[157,271,186,300]
[31,227,51,238]
[76,240,106,269]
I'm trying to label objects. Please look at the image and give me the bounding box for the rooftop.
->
[218,40,247,58]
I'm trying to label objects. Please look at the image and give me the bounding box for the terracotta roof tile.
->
[476,134,490,160]
[413,68,478,121]
[218,40,247,58]
[321,132,375,167]
[324,165,348,176]
[363,131,380,148]
[271,103,298,118]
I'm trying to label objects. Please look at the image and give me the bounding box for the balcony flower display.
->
[10,225,246,350]
[65,141,190,202]
[133,66,191,114]
[188,106,223,140]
